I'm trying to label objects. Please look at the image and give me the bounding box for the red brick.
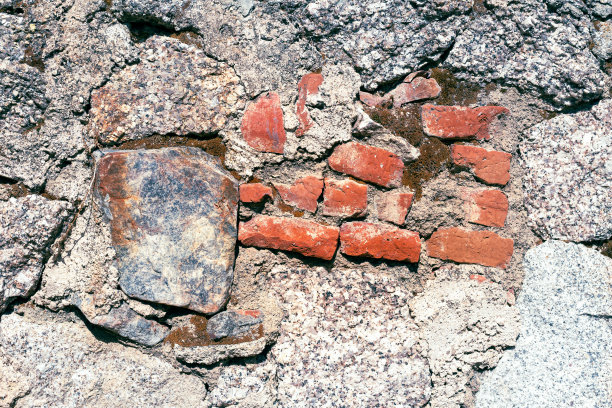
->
[376,190,414,225]
[239,183,273,203]
[359,91,389,107]
[340,222,421,262]
[273,176,323,213]
[427,227,514,268]
[296,73,323,137]
[421,104,509,140]
[328,142,404,188]
[241,92,286,154]
[464,189,508,227]
[322,178,368,218]
[238,215,339,260]
[387,77,441,107]
[451,144,512,185]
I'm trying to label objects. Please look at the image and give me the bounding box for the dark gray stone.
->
[207,310,263,341]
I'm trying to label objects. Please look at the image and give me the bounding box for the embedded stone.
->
[451,144,512,185]
[273,176,323,213]
[94,147,238,314]
[207,310,264,341]
[422,105,509,140]
[359,91,390,107]
[387,77,441,107]
[464,189,509,228]
[376,190,414,225]
[427,227,514,268]
[241,92,286,154]
[240,183,273,203]
[328,142,404,188]
[296,72,324,136]
[238,215,339,260]
[322,178,368,218]
[340,222,421,262]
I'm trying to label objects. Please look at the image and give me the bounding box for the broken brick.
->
[464,189,509,228]
[340,222,421,262]
[274,176,323,213]
[328,142,404,188]
[296,72,324,136]
[359,91,390,107]
[322,178,368,218]
[421,104,509,140]
[451,144,512,186]
[240,183,273,203]
[387,77,441,107]
[427,227,514,268]
[376,190,414,225]
[241,92,286,154]
[238,215,339,260]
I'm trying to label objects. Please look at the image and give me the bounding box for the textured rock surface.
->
[521,99,612,241]
[207,362,278,408]
[0,310,207,407]
[95,147,238,314]
[207,310,263,341]
[269,266,432,407]
[0,196,70,312]
[476,241,612,408]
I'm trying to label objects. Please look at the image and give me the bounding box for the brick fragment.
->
[388,77,441,107]
[296,73,323,136]
[464,189,509,227]
[359,91,389,107]
[239,183,273,203]
[427,227,514,268]
[451,144,512,186]
[238,215,339,260]
[376,190,414,225]
[322,178,368,218]
[241,92,286,154]
[421,104,509,140]
[328,142,404,188]
[273,176,323,213]
[340,222,421,262]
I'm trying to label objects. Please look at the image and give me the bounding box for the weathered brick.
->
[376,190,414,225]
[296,73,323,136]
[322,178,368,218]
[359,91,389,107]
[241,92,286,154]
[274,176,323,213]
[239,183,273,203]
[340,222,421,262]
[421,104,509,140]
[387,77,441,107]
[328,142,404,188]
[427,227,514,268]
[238,215,339,260]
[451,144,512,185]
[464,189,509,227]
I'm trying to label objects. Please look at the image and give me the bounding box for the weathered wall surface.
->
[1,0,611,407]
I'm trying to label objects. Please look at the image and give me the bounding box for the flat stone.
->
[0,195,71,313]
[451,144,512,186]
[241,92,286,154]
[322,178,368,218]
[90,36,243,145]
[422,105,508,140]
[340,222,421,262]
[476,241,612,408]
[94,147,238,314]
[207,310,264,341]
[273,176,323,213]
[521,99,612,241]
[296,72,324,136]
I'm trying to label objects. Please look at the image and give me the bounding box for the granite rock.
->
[521,99,612,241]
[207,363,278,408]
[172,337,267,366]
[592,21,612,61]
[0,195,70,313]
[476,241,612,408]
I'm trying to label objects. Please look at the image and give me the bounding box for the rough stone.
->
[521,99,612,241]
[169,332,266,365]
[322,178,368,218]
[238,215,339,260]
[273,176,323,213]
[295,72,324,137]
[0,195,70,313]
[207,310,264,341]
[376,190,414,225]
[422,105,509,140]
[328,142,405,188]
[476,241,612,408]
[387,77,441,107]
[464,189,509,228]
[241,92,286,154]
[427,227,514,268]
[451,144,512,186]
[340,222,421,262]
[359,91,389,107]
[592,21,612,61]
[90,36,244,145]
[0,310,207,407]
[207,363,278,408]
[95,147,238,314]
[269,266,431,407]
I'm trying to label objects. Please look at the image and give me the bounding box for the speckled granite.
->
[476,241,612,408]
[268,266,431,407]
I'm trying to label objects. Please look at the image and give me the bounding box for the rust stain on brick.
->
[164,315,264,348]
